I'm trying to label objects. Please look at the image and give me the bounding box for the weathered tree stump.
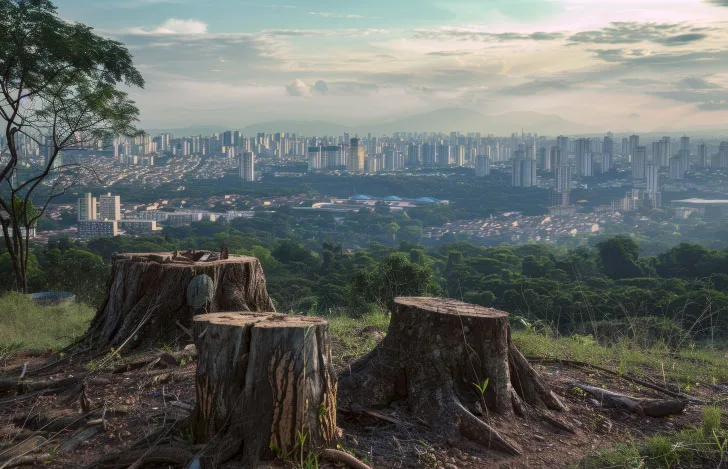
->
[85,251,275,348]
[338,297,568,456]
[191,312,337,468]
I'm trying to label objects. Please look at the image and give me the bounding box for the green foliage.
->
[0,292,94,351]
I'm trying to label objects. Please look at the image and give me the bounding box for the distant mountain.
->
[359,107,600,136]
[144,107,601,138]
[241,120,350,137]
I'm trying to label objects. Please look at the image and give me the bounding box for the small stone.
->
[534,435,545,442]
[444,464,459,469]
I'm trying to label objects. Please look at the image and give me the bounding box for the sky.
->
[53,0,728,133]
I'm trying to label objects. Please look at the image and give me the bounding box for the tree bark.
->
[85,251,274,349]
[338,297,567,456]
[191,312,337,468]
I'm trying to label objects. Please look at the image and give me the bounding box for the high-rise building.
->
[347,138,364,172]
[660,136,671,167]
[669,151,689,180]
[437,143,450,167]
[575,138,591,178]
[646,163,659,194]
[98,193,121,221]
[422,143,436,167]
[512,151,537,187]
[555,164,570,207]
[307,146,322,170]
[680,136,690,151]
[549,147,562,171]
[407,143,421,167]
[698,144,708,167]
[603,135,614,159]
[556,136,569,162]
[475,155,490,177]
[454,145,466,167]
[601,152,613,172]
[240,151,255,181]
[632,146,647,179]
[714,142,728,168]
[629,135,640,157]
[78,193,97,221]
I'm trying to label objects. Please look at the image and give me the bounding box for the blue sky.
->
[53,0,728,131]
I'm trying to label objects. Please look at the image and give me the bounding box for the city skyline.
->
[51,0,728,132]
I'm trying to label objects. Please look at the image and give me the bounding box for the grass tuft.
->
[0,292,95,353]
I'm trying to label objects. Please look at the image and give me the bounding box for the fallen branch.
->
[0,453,50,468]
[569,382,688,417]
[90,446,193,469]
[321,449,372,469]
[529,357,704,404]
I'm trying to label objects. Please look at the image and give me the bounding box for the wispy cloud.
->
[125,18,208,35]
[308,11,370,19]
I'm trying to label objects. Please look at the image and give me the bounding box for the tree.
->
[0,0,144,292]
[596,236,643,279]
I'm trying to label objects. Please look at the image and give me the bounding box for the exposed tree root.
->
[569,382,688,417]
[321,449,372,469]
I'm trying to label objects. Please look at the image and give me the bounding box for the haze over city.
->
[52,0,728,133]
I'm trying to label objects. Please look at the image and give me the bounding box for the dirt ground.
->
[0,333,718,469]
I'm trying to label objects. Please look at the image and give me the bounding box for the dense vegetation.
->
[5,212,728,345]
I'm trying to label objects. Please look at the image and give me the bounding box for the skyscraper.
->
[629,135,640,157]
[549,147,562,171]
[646,163,659,195]
[78,193,97,221]
[475,155,490,177]
[422,143,436,167]
[698,143,708,167]
[575,138,591,178]
[99,193,121,221]
[347,138,365,172]
[407,143,421,167]
[660,136,671,167]
[556,136,569,162]
[555,164,570,207]
[240,151,255,181]
[437,143,450,167]
[512,150,537,187]
[632,146,647,179]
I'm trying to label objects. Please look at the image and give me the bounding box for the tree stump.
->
[191,312,337,468]
[85,251,275,348]
[338,297,568,456]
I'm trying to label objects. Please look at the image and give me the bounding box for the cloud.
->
[128,18,208,35]
[285,79,311,97]
[678,77,720,89]
[412,28,563,42]
[312,80,329,94]
[628,113,641,118]
[569,22,709,45]
[503,79,572,95]
[308,11,368,19]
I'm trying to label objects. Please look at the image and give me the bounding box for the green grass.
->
[513,328,728,387]
[0,292,95,355]
[581,407,728,468]
[327,308,390,367]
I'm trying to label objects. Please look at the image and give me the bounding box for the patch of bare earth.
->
[0,331,719,469]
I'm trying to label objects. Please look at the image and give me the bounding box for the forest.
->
[5,212,728,346]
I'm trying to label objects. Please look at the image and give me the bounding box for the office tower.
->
[556,136,569,162]
[475,155,490,177]
[670,149,689,179]
[716,142,728,168]
[98,193,121,221]
[437,143,450,166]
[549,147,562,171]
[698,144,708,167]
[646,163,659,194]
[575,138,592,177]
[407,143,421,167]
[347,138,365,172]
[621,137,629,156]
[629,135,640,157]
[660,136,671,167]
[632,146,647,179]
[601,151,613,172]
[652,141,662,165]
[455,145,465,166]
[555,164,570,207]
[538,147,549,170]
[512,150,537,187]
[680,136,690,151]
[78,193,97,221]
[603,135,614,159]
[307,146,321,170]
[323,146,341,169]
[422,143,436,167]
[240,151,255,181]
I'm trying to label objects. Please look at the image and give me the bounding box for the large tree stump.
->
[338,297,568,456]
[85,251,275,348]
[191,312,337,468]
